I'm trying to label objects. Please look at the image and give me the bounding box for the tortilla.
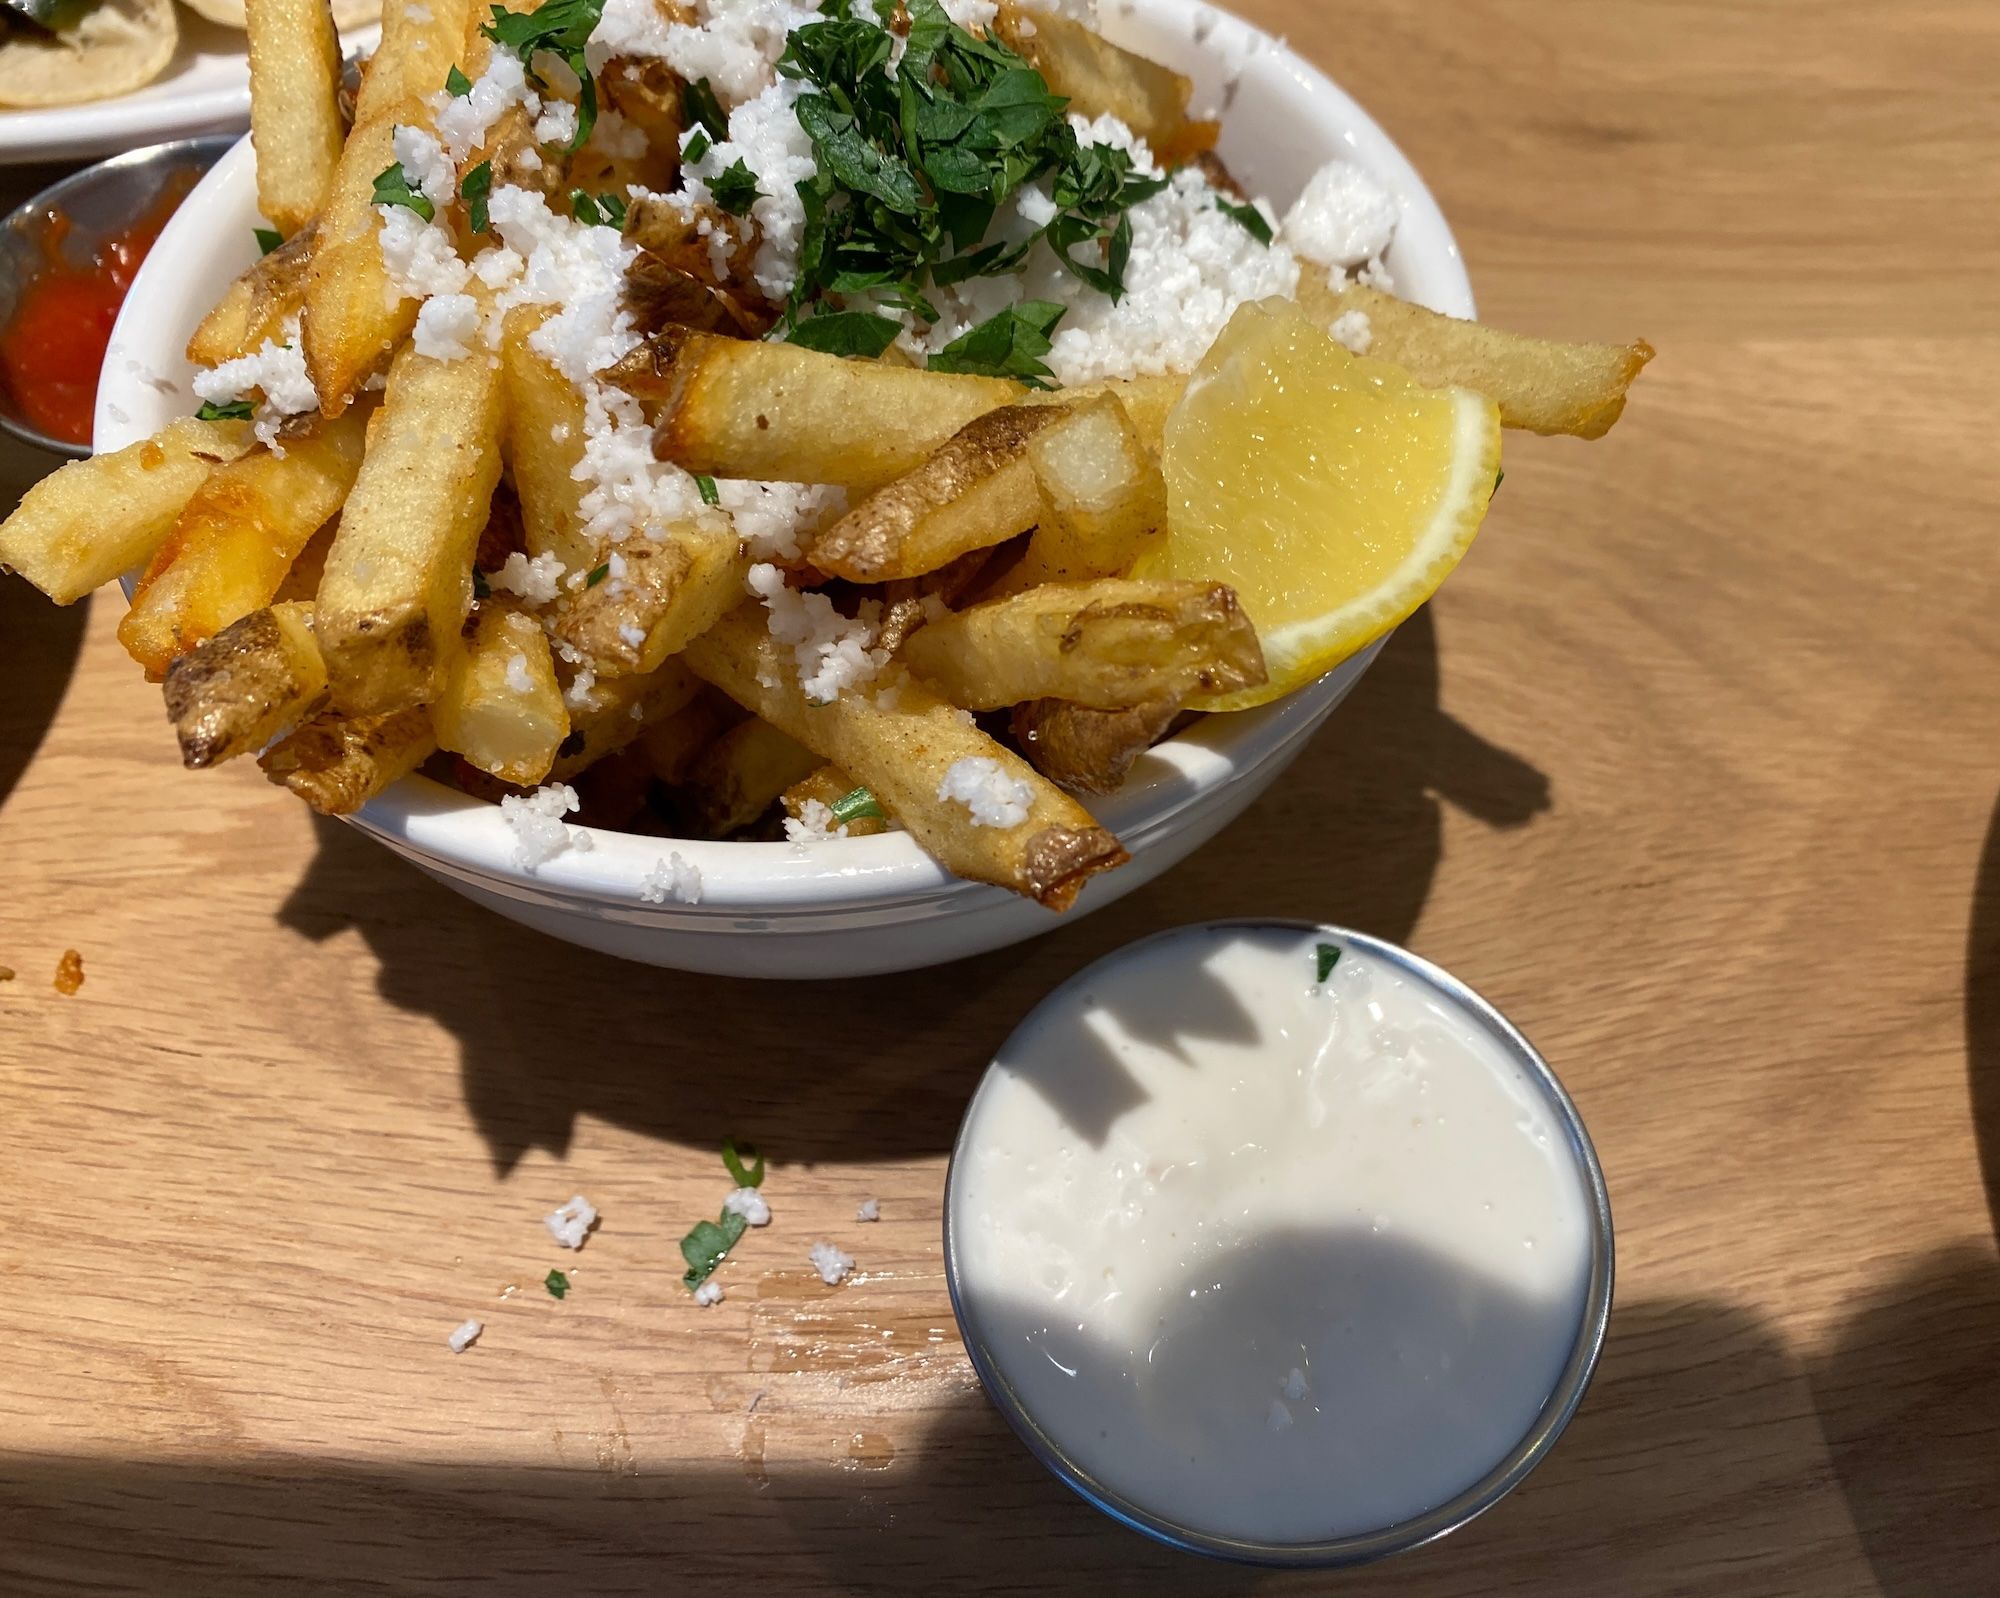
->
[174,0,379,29]
[0,0,178,106]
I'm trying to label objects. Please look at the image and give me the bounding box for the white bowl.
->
[97,0,1474,979]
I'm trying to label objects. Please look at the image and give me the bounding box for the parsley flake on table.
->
[544,1268,570,1299]
[721,1137,765,1189]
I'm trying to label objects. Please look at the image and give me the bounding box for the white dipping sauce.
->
[950,925,1595,1547]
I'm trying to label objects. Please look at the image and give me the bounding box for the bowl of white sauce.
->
[944,921,1613,1566]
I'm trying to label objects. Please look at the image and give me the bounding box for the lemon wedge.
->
[1136,297,1502,711]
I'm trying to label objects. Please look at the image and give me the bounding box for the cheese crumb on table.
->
[448,1318,483,1353]
[937,757,1033,829]
[856,1199,880,1222]
[723,1187,771,1227]
[544,1194,599,1249]
[693,1280,725,1307]
[809,1241,855,1285]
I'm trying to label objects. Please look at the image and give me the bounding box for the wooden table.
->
[3,2,1997,1592]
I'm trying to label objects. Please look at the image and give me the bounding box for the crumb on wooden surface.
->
[0,966,14,982]
[53,950,83,995]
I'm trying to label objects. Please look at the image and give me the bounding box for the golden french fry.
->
[185,224,315,367]
[633,688,736,786]
[119,411,368,678]
[681,715,821,837]
[246,0,344,234]
[810,403,1073,582]
[430,607,568,785]
[608,328,1024,490]
[316,339,505,715]
[161,600,329,768]
[993,3,1217,164]
[1002,392,1165,591]
[1011,697,1182,796]
[901,579,1264,710]
[257,704,435,814]
[781,766,891,838]
[0,418,254,604]
[499,310,596,573]
[685,605,1127,908]
[550,657,702,780]
[554,520,747,677]
[1294,280,1653,439]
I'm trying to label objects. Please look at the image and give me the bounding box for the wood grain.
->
[3,2,1999,1592]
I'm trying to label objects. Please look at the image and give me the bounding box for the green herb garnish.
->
[1214,194,1273,245]
[253,226,283,255]
[569,188,628,229]
[471,567,491,600]
[585,562,610,587]
[681,127,711,164]
[370,161,435,221]
[927,299,1064,383]
[479,0,605,151]
[544,1268,570,1299]
[829,785,885,826]
[695,474,720,506]
[445,63,473,96]
[195,398,255,421]
[721,1137,765,1189]
[461,160,493,233]
[784,308,902,358]
[681,75,728,142]
[1493,469,1505,494]
[681,1210,748,1289]
[706,158,762,216]
[1316,943,1341,983]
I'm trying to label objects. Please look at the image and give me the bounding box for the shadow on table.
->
[0,1285,1900,1598]
[276,606,1549,1173]
[0,578,86,812]
[1964,788,2000,1239]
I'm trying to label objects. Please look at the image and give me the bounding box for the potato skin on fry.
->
[185,224,315,367]
[162,600,329,769]
[1012,696,1182,796]
[257,705,435,814]
[554,519,747,678]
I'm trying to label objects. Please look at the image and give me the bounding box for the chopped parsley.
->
[784,307,902,358]
[706,158,762,216]
[681,127,711,164]
[471,567,491,600]
[681,75,728,143]
[569,188,628,229]
[695,473,721,506]
[721,1137,765,1189]
[461,160,493,233]
[195,398,254,421]
[370,161,434,221]
[253,226,283,255]
[1214,194,1273,245]
[479,0,604,151]
[1316,942,1341,983]
[774,0,1168,339]
[927,299,1064,383]
[1493,468,1505,494]
[829,785,886,826]
[585,562,610,587]
[681,1211,748,1289]
[544,1268,570,1299]
[445,63,473,96]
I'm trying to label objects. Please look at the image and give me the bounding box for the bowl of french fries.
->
[0,0,1648,978]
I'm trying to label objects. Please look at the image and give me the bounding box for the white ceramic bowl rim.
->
[97,0,1473,916]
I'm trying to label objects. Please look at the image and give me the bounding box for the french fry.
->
[781,766,891,838]
[0,418,254,604]
[681,715,821,837]
[554,519,748,677]
[1011,696,1182,796]
[1003,392,1165,591]
[685,605,1127,908]
[1056,374,1183,453]
[118,411,368,679]
[608,328,1024,489]
[246,0,345,235]
[499,310,596,573]
[810,403,1073,582]
[257,704,435,814]
[161,600,330,769]
[550,657,702,780]
[901,579,1264,710]
[315,339,505,715]
[185,224,315,367]
[633,688,737,785]
[993,3,1217,164]
[430,606,568,785]
[1294,280,1653,439]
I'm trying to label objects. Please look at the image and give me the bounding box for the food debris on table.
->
[682,1140,768,1294]
[52,949,83,994]
[0,966,14,983]
[544,1269,569,1299]
[810,1242,856,1286]
[856,1199,881,1222]
[693,1280,724,1308]
[543,1193,598,1249]
[447,1318,483,1353]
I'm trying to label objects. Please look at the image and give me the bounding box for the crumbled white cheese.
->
[640,852,703,904]
[414,292,481,359]
[747,562,887,702]
[616,622,648,649]
[855,1198,880,1222]
[937,756,1033,829]
[447,1317,483,1353]
[501,781,588,868]
[544,1193,598,1249]
[783,797,848,847]
[677,76,819,303]
[1282,158,1399,271]
[723,1187,771,1227]
[942,0,997,26]
[590,107,650,160]
[693,1279,725,1306]
[191,314,318,447]
[1328,309,1372,355]
[809,1241,854,1285]
[533,99,579,147]
[487,549,566,605]
[432,50,538,164]
[588,0,821,107]
[392,123,457,210]
[376,203,472,303]
[564,666,599,710]
[503,651,535,694]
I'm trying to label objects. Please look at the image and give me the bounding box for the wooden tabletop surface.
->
[4,1,1998,1593]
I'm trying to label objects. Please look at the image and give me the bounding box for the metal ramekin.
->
[942,920,1616,1568]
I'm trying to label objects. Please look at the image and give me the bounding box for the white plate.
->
[0,14,375,165]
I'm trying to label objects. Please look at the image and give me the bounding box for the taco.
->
[0,0,178,107]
